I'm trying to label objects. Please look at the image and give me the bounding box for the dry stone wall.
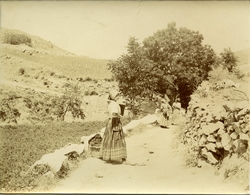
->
[183,80,250,166]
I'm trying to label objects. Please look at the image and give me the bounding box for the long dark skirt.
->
[99,117,127,161]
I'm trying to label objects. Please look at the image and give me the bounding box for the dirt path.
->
[50,125,246,194]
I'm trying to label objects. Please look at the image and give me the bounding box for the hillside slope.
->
[0,27,111,80]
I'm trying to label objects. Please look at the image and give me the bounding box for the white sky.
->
[1,1,250,59]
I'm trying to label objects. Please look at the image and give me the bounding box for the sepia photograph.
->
[0,1,249,194]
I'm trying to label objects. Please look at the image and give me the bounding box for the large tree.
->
[108,37,157,103]
[109,22,218,109]
[143,22,217,108]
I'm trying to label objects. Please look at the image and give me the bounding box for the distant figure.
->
[99,90,127,163]
[172,99,182,125]
[159,98,172,128]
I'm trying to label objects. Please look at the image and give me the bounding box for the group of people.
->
[98,90,183,164]
[155,95,182,128]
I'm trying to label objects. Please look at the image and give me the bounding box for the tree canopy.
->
[108,22,218,109]
[219,48,239,72]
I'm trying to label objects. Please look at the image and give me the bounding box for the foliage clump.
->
[109,22,218,109]
[2,32,32,47]
[0,93,21,123]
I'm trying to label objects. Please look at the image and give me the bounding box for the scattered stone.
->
[200,121,224,135]
[95,173,103,178]
[221,133,233,151]
[232,122,241,134]
[207,134,216,142]
[230,132,239,140]
[198,134,207,146]
[42,171,55,180]
[201,148,218,165]
[205,143,217,153]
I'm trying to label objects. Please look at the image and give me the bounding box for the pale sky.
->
[1,1,250,59]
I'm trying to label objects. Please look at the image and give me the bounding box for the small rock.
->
[221,133,233,151]
[95,173,103,178]
[226,126,234,133]
[205,143,217,153]
[201,148,218,165]
[216,141,223,148]
[43,171,55,180]
[232,122,241,134]
[200,121,224,135]
[207,135,216,142]
[230,132,239,140]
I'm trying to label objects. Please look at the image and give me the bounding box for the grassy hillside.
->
[0,27,111,80]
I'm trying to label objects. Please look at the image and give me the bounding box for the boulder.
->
[205,143,217,153]
[123,120,141,133]
[232,122,241,134]
[198,134,207,146]
[223,101,235,112]
[32,151,68,174]
[42,171,55,180]
[230,132,239,140]
[200,121,224,135]
[239,133,249,140]
[90,91,98,96]
[212,106,227,121]
[140,114,159,125]
[224,113,236,126]
[243,114,250,123]
[226,125,234,134]
[221,133,233,151]
[233,139,248,155]
[216,141,223,149]
[58,143,85,156]
[207,134,216,142]
[234,101,249,112]
[241,123,249,134]
[201,148,218,165]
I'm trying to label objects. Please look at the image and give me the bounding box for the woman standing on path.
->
[99,90,127,164]
[172,99,182,125]
[159,98,172,128]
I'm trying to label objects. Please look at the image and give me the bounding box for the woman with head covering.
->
[172,98,182,125]
[99,90,127,163]
[159,97,172,128]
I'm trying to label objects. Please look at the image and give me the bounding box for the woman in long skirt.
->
[159,98,172,128]
[99,90,127,163]
[172,99,182,125]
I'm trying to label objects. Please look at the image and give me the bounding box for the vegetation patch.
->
[0,120,107,192]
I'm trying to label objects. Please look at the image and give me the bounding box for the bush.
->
[104,78,114,82]
[18,68,25,76]
[0,94,21,123]
[3,33,32,47]
[83,77,92,82]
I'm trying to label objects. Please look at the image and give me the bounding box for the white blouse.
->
[108,100,121,118]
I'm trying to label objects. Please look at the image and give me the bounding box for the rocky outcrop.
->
[28,143,85,178]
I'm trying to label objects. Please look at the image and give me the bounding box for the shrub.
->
[83,77,92,82]
[50,72,55,76]
[0,94,21,123]
[104,78,114,82]
[3,33,32,47]
[219,48,239,72]
[18,68,25,75]
[84,91,90,96]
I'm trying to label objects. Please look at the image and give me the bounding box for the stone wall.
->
[183,80,249,166]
